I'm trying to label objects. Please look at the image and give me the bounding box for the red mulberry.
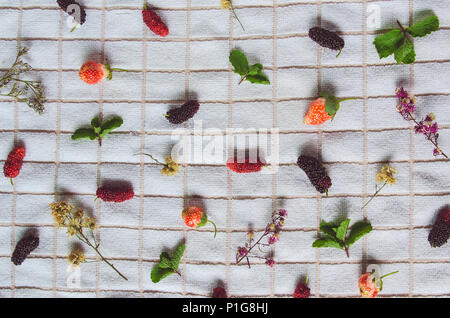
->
[3,147,26,184]
[212,285,227,298]
[309,27,345,56]
[428,207,450,247]
[165,100,200,124]
[293,282,310,298]
[142,3,169,37]
[11,235,39,266]
[57,0,86,25]
[297,155,332,194]
[226,157,265,173]
[96,186,134,203]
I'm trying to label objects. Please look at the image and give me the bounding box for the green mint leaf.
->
[245,74,270,85]
[312,238,344,250]
[336,219,351,242]
[320,91,339,117]
[319,220,339,239]
[406,15,439,37]
[91,117,101,134]
[346,221,372,247]
[394,38,416,64]
[159,252,172,269]
[100,116,123,138]
[71,128,97,141]
[248,63,263,76]
[170,243,186,270]
[373,29,404,59]
[229,49,249,76]
[151,266,174,283]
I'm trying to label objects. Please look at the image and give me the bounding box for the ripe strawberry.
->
[181,206,217,237]
[358,270,398,298]
[79,61,110,85]
[226,157,266,173]
[303,92,355,125]
[142,2,169,37]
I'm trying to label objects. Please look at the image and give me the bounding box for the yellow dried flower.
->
[67,218,82,236]
[82,216,97,230]
[247,231,254,240]
[161,156,180,176]
[49,201,74,227]
[376,165,397,185]
[73,210,84,220]
[67,249,85,267]
[269,223,276,231]
[221,0,232,10]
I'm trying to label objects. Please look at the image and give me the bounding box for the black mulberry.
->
[11,235,39,265]
[297,155,332,194]
[308,27,345,57]
[428,208,450,247]
[165,100,200,124]
[57,0,86,25]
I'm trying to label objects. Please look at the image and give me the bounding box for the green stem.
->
[79,232,128,281]
[10,178,14,186]
[361,182,387,210]
[208,220,217,238]
[337,97,357,103]
[336,48,343,58]
[142,153,165,165]
[380,271,399,279]
[231,6,245,32]
[70,24,78,32]
[110,68,130,72]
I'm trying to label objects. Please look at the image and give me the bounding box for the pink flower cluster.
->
[236,209,287,268]
[396,87,447,158]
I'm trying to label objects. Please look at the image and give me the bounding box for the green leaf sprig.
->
[312,219,372,258]
[0,46,46,114]
[229,49,270,85]
[151,243,186,283]
[373,14,439,64]
[71,115,123,146]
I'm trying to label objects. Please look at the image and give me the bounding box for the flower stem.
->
[231,6,245,32]
[142,153,165,165]
[362,182,387,210]
[236,230,269,265]
[79,232,128,281]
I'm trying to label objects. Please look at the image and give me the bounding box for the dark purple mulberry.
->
[297,155,332,194]
[57,0,86,25]
[428,208,450,247]
[11,235,39,265]
[309,27,345,56]
[165,100,200,124]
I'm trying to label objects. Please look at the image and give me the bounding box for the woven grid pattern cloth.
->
[0,0,449,298]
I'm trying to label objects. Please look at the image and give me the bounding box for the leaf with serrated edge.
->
[312,238,344,249]
[151,266,174,283]
[100,116,123,138]
[71,128,97,140]
[170,243,186,270]
[246,74,270,85]
[346,221,372,247]
[229,49,249,76]
[406,15,439,37]
[394,38,415,64]
[373,29,404,59]
[336,219,350,242]
[159,252,172,269]
[248,63,263,76]
[319,220,338,239]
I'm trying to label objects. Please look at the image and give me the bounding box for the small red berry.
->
[3,147,26,184]
[96,186,134,203]
[293,281,310,298]
[79,61,110,85]
[212,286,227,298]
[226,157,265,173]
[142,3,169,37]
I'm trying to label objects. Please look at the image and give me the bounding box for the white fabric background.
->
[0,0,449,298]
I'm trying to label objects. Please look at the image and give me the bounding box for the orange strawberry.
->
[79,61,129,85]
[303,92,355,125]
[181,206,217,238]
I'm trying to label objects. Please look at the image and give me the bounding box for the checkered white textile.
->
[0,0,449,298]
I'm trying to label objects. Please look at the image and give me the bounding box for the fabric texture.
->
[0,0,449,298]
